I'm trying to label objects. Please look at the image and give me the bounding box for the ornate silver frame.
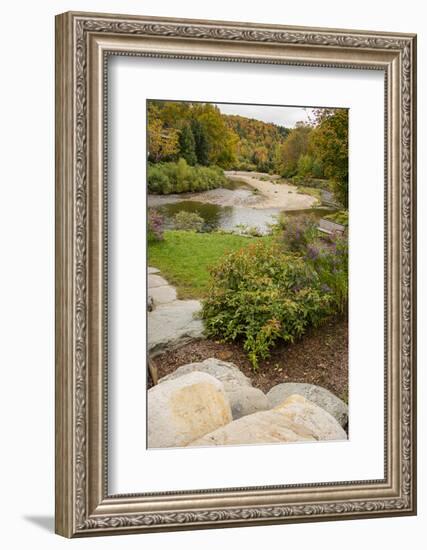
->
[55,11,417,537]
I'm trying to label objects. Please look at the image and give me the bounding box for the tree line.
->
[148,101,348,206]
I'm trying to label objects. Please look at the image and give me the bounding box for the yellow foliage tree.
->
[147,105,180,162]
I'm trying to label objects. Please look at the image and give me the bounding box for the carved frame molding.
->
[55,11,416,537]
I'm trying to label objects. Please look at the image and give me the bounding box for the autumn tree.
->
[147,104,180,162]
[195,104,237,168]
[310,109,348,206]
[252,146,269,172]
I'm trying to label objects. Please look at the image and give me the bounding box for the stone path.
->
[147,267,205,357]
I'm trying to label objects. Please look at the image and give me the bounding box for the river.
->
[148,172,336,234]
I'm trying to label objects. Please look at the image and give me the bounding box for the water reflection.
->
[152,200,335,234]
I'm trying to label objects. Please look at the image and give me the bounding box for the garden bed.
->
[149,316,348,402]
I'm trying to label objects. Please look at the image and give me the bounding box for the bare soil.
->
[149,317,348,402]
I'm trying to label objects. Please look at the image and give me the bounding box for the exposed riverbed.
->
[148,171,335,234]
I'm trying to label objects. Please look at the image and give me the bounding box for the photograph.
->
[146,100,349,449]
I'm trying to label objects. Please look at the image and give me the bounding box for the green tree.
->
[178,124,197,165]
[191,119,210,165]
[279,124,312,177]
[310,109,348,206]
[297,154,313,178]
[195,104,237,168]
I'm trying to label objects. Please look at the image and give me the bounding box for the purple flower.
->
[321,283,332,293]
[148,209,164,241]
[306,245,319,260]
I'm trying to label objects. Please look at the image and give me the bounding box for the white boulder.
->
[190,394,347,447]
[147,371,232,448]
[267,383,348,427]
[158,358,268,419]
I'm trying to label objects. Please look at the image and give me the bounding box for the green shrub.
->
[234,223,263,237]
[147,159,228,194]
[173,210,204,232]
[202,241,334,369]
[235,160,257,171]
[147,164,173,194]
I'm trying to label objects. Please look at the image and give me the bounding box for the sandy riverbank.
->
[148,171,317,211]
[225,171,317,210]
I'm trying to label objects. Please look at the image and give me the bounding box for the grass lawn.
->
[148,230,268,299]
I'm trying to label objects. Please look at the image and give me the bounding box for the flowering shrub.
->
[147,209,164,242]
[305,234,348,315]
[280,214,318,253]
[173,210,204,232]
[202,241,334,369]
[279,213,348,314]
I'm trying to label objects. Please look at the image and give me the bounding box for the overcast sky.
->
[215,103,316,128]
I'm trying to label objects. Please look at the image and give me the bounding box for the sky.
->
[215,103,316,128]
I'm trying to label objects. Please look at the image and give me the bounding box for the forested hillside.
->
[147,100,348,206]
[224,114,289,172]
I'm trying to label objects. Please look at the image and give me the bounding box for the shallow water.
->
[151,198,335,234]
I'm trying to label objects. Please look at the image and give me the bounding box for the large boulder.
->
[147,372,232,448]
[158,358,252,391]
[266,383,348,427]
[158,359,267,419]
[226,386,268,420]
[190,394,347,447]
[147,300,204,356]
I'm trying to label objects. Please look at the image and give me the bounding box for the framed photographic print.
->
[55,11,417,537]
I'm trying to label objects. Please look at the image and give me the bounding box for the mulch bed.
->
[149,317,348,402]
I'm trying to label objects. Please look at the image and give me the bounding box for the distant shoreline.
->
[148,171,317,211]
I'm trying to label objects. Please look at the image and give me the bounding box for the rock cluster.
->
[147,267,205,357]
[147,358,348,448]
[267,382,348,428]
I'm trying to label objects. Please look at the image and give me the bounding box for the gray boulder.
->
[158,358,252,391]
[147,300,204,356]
[148,274,169,288]
[267,383,348,427]
[149,284,177,305]
[190,394,347,447]
[147,371,232,448]
[227,386,268,419]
